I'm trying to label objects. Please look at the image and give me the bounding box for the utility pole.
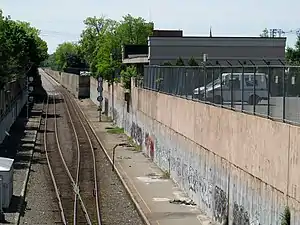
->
[26,76,34,119]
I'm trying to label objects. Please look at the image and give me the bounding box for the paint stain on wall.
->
[213,186,228,224]
[145,132,155,161]
[233,202,250,225]
[130,122,143,145]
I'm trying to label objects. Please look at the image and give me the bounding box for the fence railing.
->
[139,63,300,125]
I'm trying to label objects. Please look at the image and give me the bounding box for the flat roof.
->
[181,36,286,40]
[0,157,14,171]
[123,55,149,64]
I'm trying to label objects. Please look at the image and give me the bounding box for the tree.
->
[77,14,152,84]
[162,61,172,66]
[286,37,300,63]
[41,53,58,69]
[120,66,138,89]
[0,11,48,87]
[188,57,199,66]
[116,14,153,45]
[79,16,118,75]
[54,42,87,73]
[175,57,185,66]
[48,14,153,88]
[260,28,269,37]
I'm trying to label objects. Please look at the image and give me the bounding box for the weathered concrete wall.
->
[90,76,98,105]
[43,68,61,83]
[45,69,90,98]
[0,89,27,144]
[100,79,300,224]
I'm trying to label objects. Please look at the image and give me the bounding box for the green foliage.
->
[51,42,88,74]
[0,10,48,87]
[175,57,185,66]
[286,38,300,64]
[280,206,290,225]
[41,53,58,69]
[188,57,199,66]
[120,66,138,90]
[162,61,172,66]
[105,126,124,134]
[48,14,153,83]
[260,28,269,37]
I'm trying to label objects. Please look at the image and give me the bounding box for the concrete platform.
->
[76,99,216,225]
[0,104,43,224]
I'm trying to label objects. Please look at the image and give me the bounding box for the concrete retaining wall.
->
[44,69,90,98]
[0,90,27,144]
[94,76,300,225]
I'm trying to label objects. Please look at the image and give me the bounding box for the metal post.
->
[98,104,102,122]
[203,54,207,101]
[110,53,115,122]
[112,143,128,171]
[97,77,103,122]
[253,68,257,114]
[283,67,286,121]
[0,176,5,222]
[267,63,271,118]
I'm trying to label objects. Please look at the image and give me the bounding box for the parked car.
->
[193,72,268,105]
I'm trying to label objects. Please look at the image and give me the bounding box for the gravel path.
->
[19,105,61,225]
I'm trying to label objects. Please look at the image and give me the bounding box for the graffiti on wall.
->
[145,132,154,161]
[213,186,228,223]
[154,138,169,171]
[233,202,250,225]
[113,108,119,122]
[169,152,213,210]
[188,166,200,193]
[130,122,143,145]
[199,178,213,209]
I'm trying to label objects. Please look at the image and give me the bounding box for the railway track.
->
[42,75,101,224]
[42,70,146,225]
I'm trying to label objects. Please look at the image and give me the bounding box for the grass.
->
[105,127,142,151]
[127,136,142,151]
[105,126,124,134]
[161,170,170,179]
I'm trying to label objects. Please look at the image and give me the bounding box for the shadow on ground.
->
[0,103,42,167]
[3,195,26,214]
[41,114,61,119]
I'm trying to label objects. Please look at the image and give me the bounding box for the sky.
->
[1,0,300,54]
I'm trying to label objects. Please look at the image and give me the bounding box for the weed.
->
[106,127,124,134]
[161,170,170,179]
[127,136,141,151]
[281,206,291,225]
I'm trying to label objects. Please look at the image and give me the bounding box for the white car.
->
[193,72,268,105]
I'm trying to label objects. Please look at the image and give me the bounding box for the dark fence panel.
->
[140,64,300,125]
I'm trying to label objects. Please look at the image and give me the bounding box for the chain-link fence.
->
[139,62,300,124]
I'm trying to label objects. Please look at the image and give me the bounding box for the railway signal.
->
[97,77,103,121]
[26,76,34,119]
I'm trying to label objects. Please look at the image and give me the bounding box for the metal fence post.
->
[267,62,271,118]
[282,66,286,121]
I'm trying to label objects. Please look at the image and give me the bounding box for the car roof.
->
[222,73,266,76]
